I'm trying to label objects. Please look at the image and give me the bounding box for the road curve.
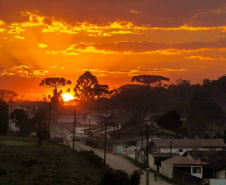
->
[69,141,173,185]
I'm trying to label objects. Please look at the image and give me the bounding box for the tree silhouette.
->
[0,101,9,135]
[74,71,98,100]
[157,110,183,134]
[13,109,35,136]
[94,84,109,99]
[0,89,18,102]
[33,109,49,146]
[131,75,169,86]
[39,78,71,105]
[188,92,225,137]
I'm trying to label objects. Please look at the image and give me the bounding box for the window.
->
[192,167,201,174]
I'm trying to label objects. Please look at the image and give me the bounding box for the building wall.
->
[9,121,19,132]
[209,179,226,185]
[216,168,226,179]
[191,166,203,178]
[122,146,136,159]
[158,147,223,155]
[159,147,193,155]
[161,161,174,179]
[149,154,157,171]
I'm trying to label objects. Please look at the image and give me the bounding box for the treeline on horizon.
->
[1,71,226,139]
[38,71,226,138]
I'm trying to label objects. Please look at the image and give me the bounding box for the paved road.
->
[69,141,173,185]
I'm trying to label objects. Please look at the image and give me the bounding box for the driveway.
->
[69,141,173,185]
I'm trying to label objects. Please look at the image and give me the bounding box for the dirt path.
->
[69,141,173,185]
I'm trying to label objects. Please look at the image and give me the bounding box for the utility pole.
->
[48,103,51,139]
[84,116,86,134]
[146,125,149,185]
[89,119,91,134]
[170,141,172,157]
[141,124,152,185]
[112,122,115,146]
[61,117,63,135]
[141,131,144,149]
[102,115,111,167]
[71,105,78,150]
[100,119,103,146]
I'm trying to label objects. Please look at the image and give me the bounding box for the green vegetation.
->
[0,137,141,185]
[0,136,103,185]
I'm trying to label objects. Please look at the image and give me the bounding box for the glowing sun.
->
[62,93,74,102]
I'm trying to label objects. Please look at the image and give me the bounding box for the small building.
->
[204,159,226,185]
[149,139,226,155]
[161,156,205,185]
[149,153,180,173]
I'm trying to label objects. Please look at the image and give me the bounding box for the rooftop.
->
[163,156,206,165]
[205,159,226,170]
[151,139,226,148]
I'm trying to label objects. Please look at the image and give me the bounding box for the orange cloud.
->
[13,35,25,40]
[8,24,25,34]
[0,65,48,78]
[82,68,187,77]
[38,43,48,48]
[130,10,139,15]
[186,55,226,60]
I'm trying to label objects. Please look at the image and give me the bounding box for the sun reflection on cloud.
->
[0,65,48,78]
[38,43,48,48]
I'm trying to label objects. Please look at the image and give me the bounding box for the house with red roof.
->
[161,156,206,184]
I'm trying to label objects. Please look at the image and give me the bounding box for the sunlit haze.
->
[0,0,226,100]
[62,93,74,102]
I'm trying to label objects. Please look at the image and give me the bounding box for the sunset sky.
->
[0,0,226,100]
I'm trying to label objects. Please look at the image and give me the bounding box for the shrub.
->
[77,150,104,168]
[101,169,130,185]
[130,170,141,185]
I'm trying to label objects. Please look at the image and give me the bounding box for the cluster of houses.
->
[8,104,226,185]
[53,109,226,185]
[147,139,226,185]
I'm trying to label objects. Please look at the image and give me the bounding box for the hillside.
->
[0,137,103,185]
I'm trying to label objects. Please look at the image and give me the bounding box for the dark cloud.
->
[0,0,225,27]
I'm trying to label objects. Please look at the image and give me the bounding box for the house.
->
[161,156,206,185]
[149,139,226,155]
[148,153,180,173]
[204,159,226,185]
[119,125,180,142]
[182,150,226,184]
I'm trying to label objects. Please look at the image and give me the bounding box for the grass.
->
[0,136,103,185]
